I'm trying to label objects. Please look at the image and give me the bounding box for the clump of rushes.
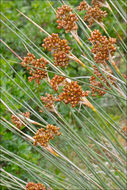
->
[58,81,89,107]
[56,5,78,33]
[84,5,107,27]
[77,1,88,11]
[89,30,116,64]
[91,0,105,7]
[26,182,46,190]
[11,112,30,129]
[50,74,66,91]
[21,53,48,84]
[33,124,61,147]
[40,93,57,112]
[89,65,116,96]
[42,33,70,67]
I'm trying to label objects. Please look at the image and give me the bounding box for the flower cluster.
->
[40,93,57,111]
[21,53,48,84]
[50,75,65,91]
[11,112,30,129]
[42,33,70,67]
[84,5,107,27]
[56,5,78,33]
[58,81,89,107]
[77,1,88,11]
[53,51,69,67]
[33,124,61,147]
[77,0,107,26]
[26,182,46,190]
[89,66,116,96]
[89,30,116,64]
[91,0,105,7]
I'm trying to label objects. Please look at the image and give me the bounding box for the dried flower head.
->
[89,65,116,96]
[21,53,48,84]
[42,33,70,53]
[50,75,65,91]
[89,30,116,64]
[92,0,105,7]
[26,182,46,190]
[84,6,107,26]
[77,1,88,11]
[40,93,57,111]
[11,112,30,129]
[58,81,89,107]
[33,124,61,147]
[56,5,78,33]
[53,51,69,67]
[42,33,70,67]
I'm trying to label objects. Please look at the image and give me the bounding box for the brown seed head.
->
[42,33,70,53]
[42,33,70,67]
[40,93,57,110]
[84,6,107,27]
[50,75,65,91]
[56,5,78,33]
[89,30,116,64]
[92,0,105,7]
[11,112,30,129]
[77,1,88,11]
[26,182,46,190]
[58,81,88,107]
[21,53,48,84]
[33,124,61,147]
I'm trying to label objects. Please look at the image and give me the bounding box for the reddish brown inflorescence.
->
[91,0,105,7]
[58,81,89,107]
[33,124,61,147]
[84,5,107,27]
[89,65,116,96]
[26,182,46,190]
[50,75,65,91]
[21,53,48,84]
[42,33,70,67]
[53,51,69,67]
[11,112,30,129]
[40,93,57,111]
[89,30,116,64]
[77,0,88,11]
[56,5,78,33]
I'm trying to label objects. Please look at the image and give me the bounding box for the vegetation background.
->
[0,0,126,189]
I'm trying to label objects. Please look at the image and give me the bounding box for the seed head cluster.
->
[58,81,88,107]
[33,124,61,147]
[26,182,46,190]
[42,33,70,67]
[40,93,57,110]
[53,51,69,67]
[89,30,116,64]
[92,0,105,7]
[77,1,88,11]
[11,112,30,129]
[84,6,107,27]
[50,75,65,91]
[89,66,116,96]
[56,5,78,33]
[21,53,48,84]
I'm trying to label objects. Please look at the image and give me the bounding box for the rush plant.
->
[0,0,126,190]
